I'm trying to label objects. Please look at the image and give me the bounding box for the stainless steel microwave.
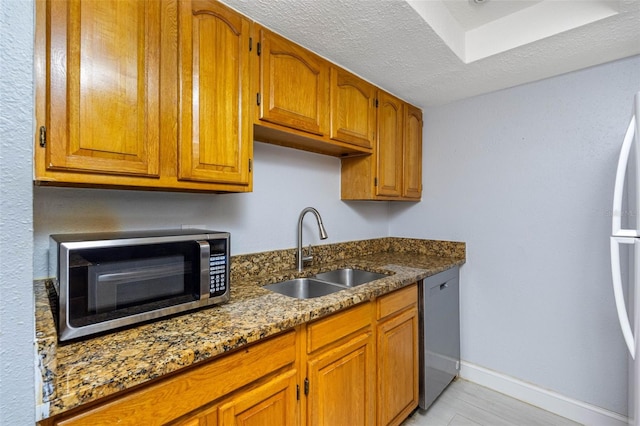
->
[49,229,230,341]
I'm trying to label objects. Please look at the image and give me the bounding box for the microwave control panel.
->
[209,252,227,297]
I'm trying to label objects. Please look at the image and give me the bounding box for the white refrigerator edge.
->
[610,91,640,426]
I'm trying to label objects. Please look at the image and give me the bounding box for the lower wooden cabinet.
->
[305,303,375,426]
[170,370,298,426]
[41,285,419,426]
[376,284,419,426]
[172,404,218,426]
[217,370,298,426]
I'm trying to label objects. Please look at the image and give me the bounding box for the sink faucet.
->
[297,207,328,272]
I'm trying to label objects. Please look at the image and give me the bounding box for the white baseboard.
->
[459,361,629,426]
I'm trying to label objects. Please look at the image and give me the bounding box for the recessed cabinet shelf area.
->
[35,0,422,200]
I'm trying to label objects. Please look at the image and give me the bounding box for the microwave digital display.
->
[50,229,230,341]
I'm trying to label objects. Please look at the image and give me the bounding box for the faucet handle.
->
[302,244,313,263]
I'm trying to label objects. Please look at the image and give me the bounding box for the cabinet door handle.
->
[39,126,46,147]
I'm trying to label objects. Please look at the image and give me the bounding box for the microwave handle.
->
[95,263,186,284]
[197,241,211,299]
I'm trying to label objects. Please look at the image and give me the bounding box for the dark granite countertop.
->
[35,237,465,420]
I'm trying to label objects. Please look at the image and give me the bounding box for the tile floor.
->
[402,379,582,426]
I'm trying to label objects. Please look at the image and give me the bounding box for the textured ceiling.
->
[220,0,640,108]
[442,0,542,31]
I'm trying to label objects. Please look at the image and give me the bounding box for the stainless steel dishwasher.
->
[419,266,460,409]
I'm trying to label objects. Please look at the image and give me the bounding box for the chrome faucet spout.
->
[297,207,328,272]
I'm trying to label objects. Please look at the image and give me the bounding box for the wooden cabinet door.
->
[219,370,298,426]
[329,68,376,149]
[45,0,160,177]
[256,27,329,136]
[403,105,422,199]
[172,404,218,426]
[375,91,403,197]
[377,307,419,426]
[178,0,252,185]
[307,333,375,426]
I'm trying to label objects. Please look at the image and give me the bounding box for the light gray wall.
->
[33,142,391,278]
[0,0,35,424]
[4,0,639,420]
[390,55,640,415]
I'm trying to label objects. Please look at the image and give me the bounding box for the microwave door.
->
[88,256,187,314]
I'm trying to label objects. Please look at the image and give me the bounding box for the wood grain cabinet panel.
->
[218,370,298,426]
[255,26,329,136]
[44,0,161,177]
[35,0,252,192]
[329,67,376,149]
[403,105,423,199]
[376,283,419,426]
[171,405,217,426]
[340,91,422,201]
[306,332,375,426]
[375,91,404,197]
[178,0,252,185]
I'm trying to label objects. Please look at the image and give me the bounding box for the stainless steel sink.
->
[313,268,388,287]
[263,278,346,299]
[263,268,390,299]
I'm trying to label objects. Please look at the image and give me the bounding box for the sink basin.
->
[263,268,390,299]
[263,278,346,299]
[313,268,388,287]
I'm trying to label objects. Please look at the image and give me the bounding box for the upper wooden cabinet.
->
[255,25,329,136]
[35,0,252,193]
[341,91,423,201]
[35,0,419,196]
[376,91,404,197]
[177,0,252,185]
[42,0,161,177]
[329,67,376,149]
[403,105,423,200]
[252,26,372,157]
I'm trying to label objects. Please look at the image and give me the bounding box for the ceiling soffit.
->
[407,0,620,63]
[219,0,640,107]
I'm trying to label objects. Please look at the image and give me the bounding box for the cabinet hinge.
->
[39,126,46,147]
[374,177,378,187]
[304,378,309,396]
[248,158,252,172]
[296,384,300,400]
[256,93,261,106]
[257,42,261,56]
[249,37,252,52]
